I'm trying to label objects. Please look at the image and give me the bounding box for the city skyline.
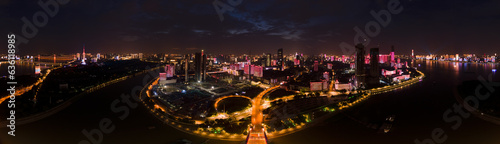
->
[1,1,500,144]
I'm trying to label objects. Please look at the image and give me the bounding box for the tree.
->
[340,89,347,94]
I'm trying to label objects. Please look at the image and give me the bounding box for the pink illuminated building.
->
[165,64,175,78]
[390,45,395,63]
[253,66,263,77]
[379,54,389,63]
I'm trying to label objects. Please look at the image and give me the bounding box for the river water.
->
[272,60,500,144]
[0,61,52,77]
[0,60,499,144]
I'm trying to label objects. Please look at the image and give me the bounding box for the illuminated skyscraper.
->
[412,49,414,59]
[277,48,283,70]
[266,53,271,67]
[195,53,202,82]
[390,45,395,63]
[185,54,189,82]
[81,44,86,65]
[203,53,206,81]
[83,44,85,60]
[369,48,380,86]
[195,52,206,82]
[355,43,366,87]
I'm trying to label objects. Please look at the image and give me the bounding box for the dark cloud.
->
[1,0,499,55]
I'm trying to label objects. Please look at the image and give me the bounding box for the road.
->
[251,85,279,126]
[271,60,500,144]
[0,68,54,105]
[247,85,280,144]
[1,60,498,144]
[0,69,211,144]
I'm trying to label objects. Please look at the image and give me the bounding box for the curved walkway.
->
[214,95,252,110]
[140,77,248,141]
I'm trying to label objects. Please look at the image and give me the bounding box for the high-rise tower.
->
[412,49,414,59]
[266,53,271,67]
[185,54,189,82]
[195,53,202,82]
[369,48,380,86]
[277,48,283,70]
[390,45,395,63]
[82,44,86,65]
[83,44,85,60]
[195,52,206,82]
[355,43,366,87]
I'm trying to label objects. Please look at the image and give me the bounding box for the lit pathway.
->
[247,85,280,144]
[214,95,252,110]
[0,68,54,104]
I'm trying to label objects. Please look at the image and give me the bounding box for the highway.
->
[251,86,279,126]
[0,68,54,105]
[247,85,280,144]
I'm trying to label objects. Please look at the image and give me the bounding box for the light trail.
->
[247,85,279,144]
[214,95,252,110]
[0,68,55,104]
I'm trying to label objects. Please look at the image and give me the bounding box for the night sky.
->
[2,0,500,56]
